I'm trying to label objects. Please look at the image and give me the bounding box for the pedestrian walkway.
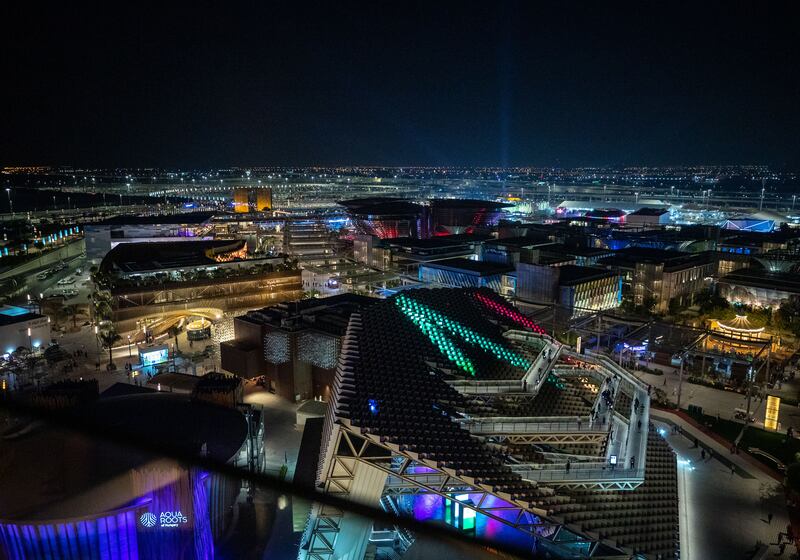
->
[652,408,792,560]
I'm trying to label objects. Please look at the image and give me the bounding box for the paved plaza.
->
[653,410,792,559]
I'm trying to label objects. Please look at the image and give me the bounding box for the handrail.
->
[464,418,607,435]
[514,466,646,483]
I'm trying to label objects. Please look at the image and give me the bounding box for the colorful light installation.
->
[263,331,290,364]
[298,332,339,369]
[395,294,530,375]
[396,295,476,375]
[473,293,546,334]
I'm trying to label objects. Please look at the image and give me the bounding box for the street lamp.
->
[27,327,32,351]
[94,325,100,355]
[5,188,12,216]
[127,335,132,358]
[793,194,797,211]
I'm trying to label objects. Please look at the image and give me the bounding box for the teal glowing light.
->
[395,294,530,376]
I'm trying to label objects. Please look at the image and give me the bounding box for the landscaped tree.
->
[785,462,800,500]
[98,328,121,368]
[640,295,657,315]
[63,304,79,330]
[777,297,800,337]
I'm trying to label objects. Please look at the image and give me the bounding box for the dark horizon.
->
[3,2,799,169]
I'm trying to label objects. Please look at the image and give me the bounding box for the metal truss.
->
[324,425,556,535]
[312,425,637,558]
[562,479,641,491]
[492,432,608,445]
[301,504,343,560]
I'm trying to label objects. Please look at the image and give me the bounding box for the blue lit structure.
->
[0,393,247,560]
[0,469,216,560]
[722,218,774,232]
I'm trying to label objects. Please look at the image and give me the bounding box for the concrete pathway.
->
[243,388,303,481]
[652,409,792,559]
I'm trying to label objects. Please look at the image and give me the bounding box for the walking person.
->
[768,512,774,525]
[565,460,571,473]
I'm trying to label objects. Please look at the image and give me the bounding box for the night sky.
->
[3,2,799,168]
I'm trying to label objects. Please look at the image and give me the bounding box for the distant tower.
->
[256,187,273,211]
[233,188,250,213]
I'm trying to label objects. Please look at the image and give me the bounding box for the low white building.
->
[0,305,50,355]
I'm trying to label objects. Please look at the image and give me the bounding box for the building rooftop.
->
[719,229,800,246]
[538,254,576,266]
[561,246,611,256]
[429,198,512,210]
[718,268,800,294]
[628,207,669,217]
[420,257,514,276]
[89,211,214,226]
[383,233,490,249]
[483,236,557,249]
[240,293,377,336]
[598,247,712,271]
[338,198,422,216]
[557,264,615,286]
[100,239,246,273]
[585,208,626,219]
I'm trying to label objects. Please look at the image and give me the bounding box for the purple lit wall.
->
[191,470,214,560]
[0,465,227,559]
[0,509,139,560]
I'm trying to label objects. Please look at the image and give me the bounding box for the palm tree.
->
[98,328,121,368]
[63,304,78,330]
